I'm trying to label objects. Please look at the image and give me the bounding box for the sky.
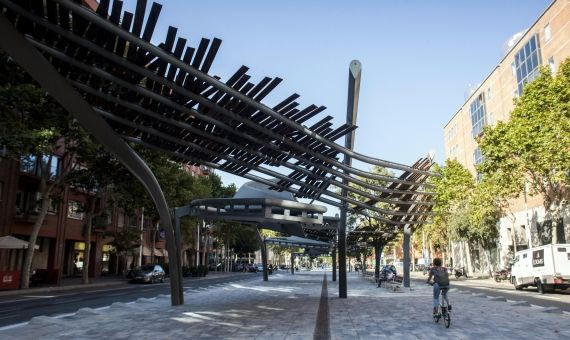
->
[120,0,551,193]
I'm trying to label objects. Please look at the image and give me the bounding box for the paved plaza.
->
[1,271,569,339]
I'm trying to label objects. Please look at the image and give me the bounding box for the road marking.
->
[52,298,84,305]
[0,321,29,331]
[0,307,24,313]
[0,298,35,305]
[53,312,76,319]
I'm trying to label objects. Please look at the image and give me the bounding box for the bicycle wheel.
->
[444,312,451,328]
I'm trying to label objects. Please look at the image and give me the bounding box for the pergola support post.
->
[332,247,337,282]
[339,60,361,299]
[291,253,294,275]
[0,15,184,305]
[261,240,269,281]
[403,225,411,288]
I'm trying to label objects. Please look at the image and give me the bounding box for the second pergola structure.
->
[0,0,435,305]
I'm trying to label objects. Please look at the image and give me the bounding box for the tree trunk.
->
[203,232,209,267]
[21,194,51,289]
[550,203,564,244]
[464,240,473,275]
[82,214,93,284]
[115,253,119,276]
[82,199,97,285]
[482,244,494,276]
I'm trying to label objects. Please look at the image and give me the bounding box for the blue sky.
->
[121,0,551,190]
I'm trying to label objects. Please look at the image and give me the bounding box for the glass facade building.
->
[514,34,542,95]
[470,93,487,139]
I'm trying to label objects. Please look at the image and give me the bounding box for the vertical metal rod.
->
[0,16,184,305]
[138,207,144,267]
[339,60,361,299]
[291,253,294,275]
[196,221,200,267]
[332,247,337,282]
[403,225,411,288]
[261,239,268,281]
[173,212,183,300]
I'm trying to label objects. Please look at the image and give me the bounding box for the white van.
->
[510,244,570,293]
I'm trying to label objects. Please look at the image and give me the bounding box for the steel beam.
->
[332,246,337,282]
[0,14,184,305]
[403,225,411,288]
[339,60,361,299]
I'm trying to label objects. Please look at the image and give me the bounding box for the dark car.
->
[130,264,166,284]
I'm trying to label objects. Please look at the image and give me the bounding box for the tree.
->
[467,179,502,274]
[68,138,123,284]
[0,54,84,288]
[479,60,570,244]
[427,160,474,268]
[344,166,396,277]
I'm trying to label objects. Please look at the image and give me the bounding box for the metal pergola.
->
[0,0,435,305]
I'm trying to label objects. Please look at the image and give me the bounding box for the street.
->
[0,273,257,327]
[411,272,570,313]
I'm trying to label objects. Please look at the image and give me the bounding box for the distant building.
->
[443,0,569,268]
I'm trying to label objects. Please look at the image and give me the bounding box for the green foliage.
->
[345,166,396,246]
[423,160,474,247]
[479,61,570,212]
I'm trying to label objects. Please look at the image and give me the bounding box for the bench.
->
[361,271,376,282]
[378,274,404,291]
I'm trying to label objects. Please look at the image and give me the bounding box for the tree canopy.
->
[479,59,570,243]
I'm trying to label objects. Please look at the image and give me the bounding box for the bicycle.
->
[429,283,451,328]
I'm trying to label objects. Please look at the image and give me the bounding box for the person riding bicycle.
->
[426,258,451,315]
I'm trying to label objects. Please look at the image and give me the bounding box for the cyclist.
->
[426,258,451,315]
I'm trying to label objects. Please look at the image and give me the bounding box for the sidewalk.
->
[0,271,250,298]
[1,271,568,339]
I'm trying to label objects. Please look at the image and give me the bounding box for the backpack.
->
[433,267,450,286]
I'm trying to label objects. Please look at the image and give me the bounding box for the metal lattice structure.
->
[0,0,434,225]
[0,0,437,302]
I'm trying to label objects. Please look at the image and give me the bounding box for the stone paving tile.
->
[0,272,324,339]
[2,271,569,339]
[327,272,570,339]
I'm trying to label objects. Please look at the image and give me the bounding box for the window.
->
[487,112,494,125]
[446,124,458,142]
[67,201,84,220]
[548,56,555,73]
[20,155,37,174]
[48,198,59,214]
[511,62,516,76]
[476,173,483,183]
[470,93,487,138]
[118,212,125,227]
[473,147,484,165]
[486,87,491,100]
[40,155,61,179]
[514,34,542,95]
[19,154,61,179]
[544,23,551,42]
[523,253,527,259]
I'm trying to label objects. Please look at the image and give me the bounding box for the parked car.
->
[511,244,570,293]
[255,264,264,272]
[130,264,166,284]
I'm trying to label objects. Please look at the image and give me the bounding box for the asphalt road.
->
[412,274,570,313]
[0,273,258,327]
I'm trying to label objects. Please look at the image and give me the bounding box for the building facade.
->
[443,0,570,269]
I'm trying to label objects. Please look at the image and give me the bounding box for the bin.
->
[0,271,21,290]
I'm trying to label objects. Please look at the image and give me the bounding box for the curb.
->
[0,280,128,297]
[0,272,253,298]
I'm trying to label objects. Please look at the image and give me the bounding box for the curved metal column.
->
[0,14,183,305]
